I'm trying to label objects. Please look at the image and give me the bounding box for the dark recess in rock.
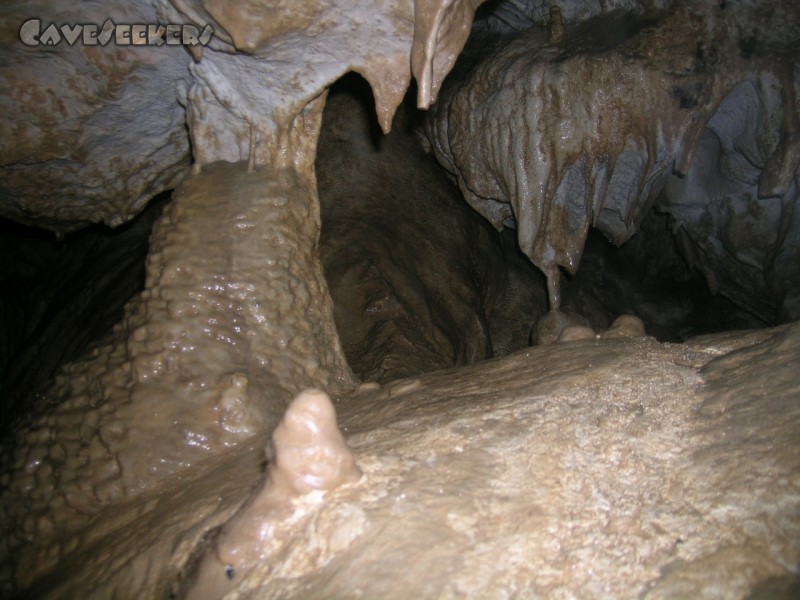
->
[0,192,170,436]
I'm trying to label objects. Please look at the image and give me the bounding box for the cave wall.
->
[0,0,489,587]
[663,79,800,323]
[0,0,487,474]
[0,198,167,430]
[0,1,191,231]
[424,0,800,319]
[2,0,798,317]
[0,0,799,598]
[0,0,483,231]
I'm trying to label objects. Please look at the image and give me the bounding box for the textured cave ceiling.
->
[0,0,799,598]
[2,0,798,322]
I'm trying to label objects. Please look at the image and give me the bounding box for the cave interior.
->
[1,0,799,598]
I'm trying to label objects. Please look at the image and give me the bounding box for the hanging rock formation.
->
[0,0,798,598]
[424,1,800,318]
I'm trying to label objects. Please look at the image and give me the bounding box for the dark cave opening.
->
[0,191,171,435]
[316,72,770,384]
[561,216,771,341]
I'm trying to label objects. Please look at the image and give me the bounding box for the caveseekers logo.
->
[20,18,214,47]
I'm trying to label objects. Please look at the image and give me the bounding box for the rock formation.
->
[0,0,798,598]
[424,1,800,317]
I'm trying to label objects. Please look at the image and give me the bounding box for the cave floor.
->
[17,323,800,599]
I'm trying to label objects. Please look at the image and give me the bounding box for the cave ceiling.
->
[1,0,800,598]
[1,0,798,321]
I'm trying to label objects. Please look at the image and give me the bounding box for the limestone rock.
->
[5,324,798,598]
[0,1,193,231]
[1,1,799,598]
[424,1,800,317]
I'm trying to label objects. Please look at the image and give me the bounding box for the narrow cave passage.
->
[0,69,781,433]
[315,73,770,385]
[316,73,535,384]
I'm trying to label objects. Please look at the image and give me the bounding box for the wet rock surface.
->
[0,0,799,598]
[177,389,362,600]
[318,78,547,382]
[425,0,800,318]
[0,162,353,588]
[4,323,799,598]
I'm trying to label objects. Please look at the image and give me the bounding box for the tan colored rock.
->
[5,324,799,598]
[0,0,487,230]
[178,389,361,599]
[424,1,800,314]
[531,309,589,345]
[601,314,647,339]
[0,2,193,231]
[0,160,354,587]
[557,323,597,342]
[0,2,799,599]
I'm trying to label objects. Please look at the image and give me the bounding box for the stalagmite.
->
[178,389,361,599]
